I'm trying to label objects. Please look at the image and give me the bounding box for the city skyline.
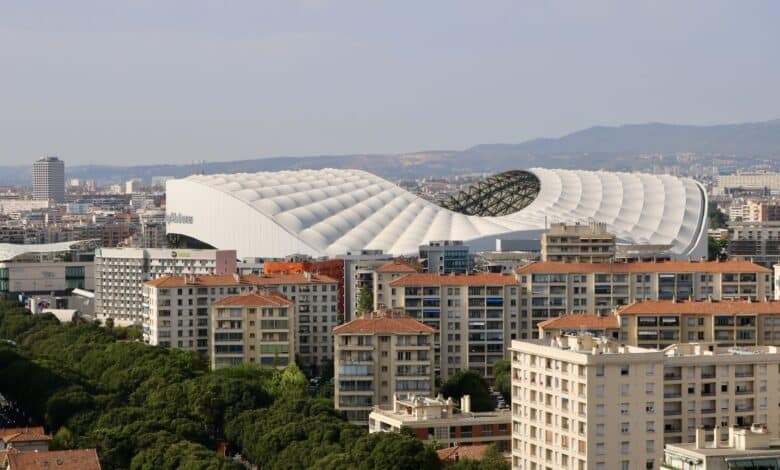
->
[0,1,778,165]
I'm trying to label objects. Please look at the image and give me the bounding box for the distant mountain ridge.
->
[1,119,779,185]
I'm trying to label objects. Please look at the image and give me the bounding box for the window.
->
[620,422,629,433]
[596,423,605,436]
[596,365,605,377]
[596,404,605,417]
[620,365,629,376]
[646,421,655,433]
[621,384,630,396]
[645,364,654,376]
[596,443,605,455]
[646,402,654,414]
[621,441,629,454]
[596,385,605,397]
[620,403,629,415]
[645,383,654,395]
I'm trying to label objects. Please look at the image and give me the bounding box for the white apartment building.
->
[387,272,519,381]
[541,222,616,263]
[510,336,780,470]
[95,248,236,326]
[32,156,65,203]
[334,310,435,425]
[142,272,338,374]
[516,260,772,339]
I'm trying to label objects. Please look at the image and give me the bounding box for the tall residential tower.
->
[32,156,65,203]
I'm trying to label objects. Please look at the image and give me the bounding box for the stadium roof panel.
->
[165,168,708,259]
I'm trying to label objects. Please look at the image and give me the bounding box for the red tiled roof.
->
[516,260,770,274]
[537,314,619,330]
[145,272,337,288]
[616,299,780,316]
[5,448,101,470]
[437,445,491,463]
[212,291,294,307]
[388,273,518,287]
[375,260,419,274]
[333,311,435,334]
[0,427,50,443]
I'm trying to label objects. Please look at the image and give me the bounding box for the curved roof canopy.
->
[165,168,708,259]
[0,240,98,262]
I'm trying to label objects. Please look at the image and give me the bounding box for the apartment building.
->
[372,260,419,310]
[210,291,294,370]
[369,394,511,451]
[32,156,65,203]
[541,222,616,263]
[510,335,780,470]
[419,240,472,274]
[387,273,519,381]
[342,250,395,321]
[143,272,338,374]
[334,310,435,425]
[515,260,771,339]
[728,221,780,268]
[95,248,236,326]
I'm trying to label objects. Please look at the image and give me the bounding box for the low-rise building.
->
[728,221,780,268]
[334,310,435,425]
[369,394,511,451]
[510,336,780,470]
[210,291,294,370]
[2,448,101,470]
[419,240,471,274]
[0,427,50,453]
[663,424,780,470]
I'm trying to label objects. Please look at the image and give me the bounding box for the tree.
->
[440,370,494,412]
[708,204,728,229]
[708,236,728,261]
[357,286,373,314]
[450,444,509,470]
[492,360,511,403]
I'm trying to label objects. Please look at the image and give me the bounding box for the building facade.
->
[515,260,771,339]
[334,310,435,425]
[510,336,780,470]
[369,394,512,451]
[210,291,295,370]
[32,156,65,203]
[541,222,616,263]
[95,248,236,326]
[387,273,520,381]
[728,221,780,268]
[419,240,471,274]
[143,272,338,373]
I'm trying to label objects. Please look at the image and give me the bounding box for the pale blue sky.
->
[0,1,777,165]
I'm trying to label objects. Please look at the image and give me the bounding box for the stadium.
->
[165,168,708,259]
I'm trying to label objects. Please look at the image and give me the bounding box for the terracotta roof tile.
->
[333,311,435,334]
[375,261,419,274]
[388,273,518,287]
[516,260,770,274]
[616,299,780,315]
[212,291,294,307]
[436,445,491,463]
[145,272,337,288]
[0,427,50,443]
[5,448,101,470]
[537,314,619,330]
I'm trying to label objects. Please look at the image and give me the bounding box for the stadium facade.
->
[165,168,708,259]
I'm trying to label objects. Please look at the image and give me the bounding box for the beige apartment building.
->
[210,291,294,370]
[143,272,338,374]
[372,260,419,310]
[387,272,519,381]
[541,222,616,263]
[334,310,435,425]
[537,299,780,350]
[663,424,780,469]
[510,335,780,470]
[515,260,771,339]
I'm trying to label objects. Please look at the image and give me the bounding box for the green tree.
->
[492,359,511,403]
[440,370,494,412]
[450,444,509,470]
[708,204,728,229]
[357,286,373,314]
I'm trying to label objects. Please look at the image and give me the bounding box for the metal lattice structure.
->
[438,170,541,216]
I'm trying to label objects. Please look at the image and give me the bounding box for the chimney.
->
[713,425,722,447]
[462,394,471,413]
[695,427,705,449]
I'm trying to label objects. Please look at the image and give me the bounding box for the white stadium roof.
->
[165,168,708,259]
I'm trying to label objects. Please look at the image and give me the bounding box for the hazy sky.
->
[0,1,777,166]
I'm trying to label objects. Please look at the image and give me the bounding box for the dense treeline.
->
[0,301,439,469]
